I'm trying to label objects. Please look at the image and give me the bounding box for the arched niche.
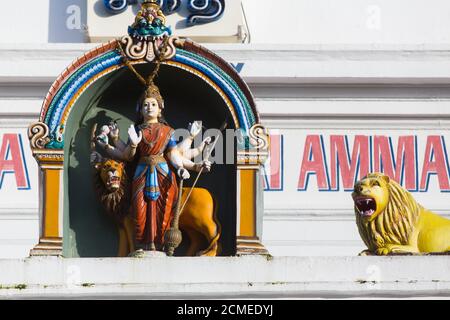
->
[28,39,269,257]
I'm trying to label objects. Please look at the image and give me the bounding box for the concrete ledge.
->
[3,44,450,85]
[0,256,448,299]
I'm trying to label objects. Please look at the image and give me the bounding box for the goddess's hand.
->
[109,122,120,141]
[95,138,107,150]
[128,125,142,146]
[199,136,212,153]
[195,160,211,172]
[202,136,212,146]
[177,168,190,180]
[189,121,202,138]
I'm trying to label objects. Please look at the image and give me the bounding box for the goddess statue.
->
[96,83,211,253]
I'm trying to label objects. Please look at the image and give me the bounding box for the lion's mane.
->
[355,173,421,251]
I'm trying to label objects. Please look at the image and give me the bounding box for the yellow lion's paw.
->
[375,245,417,255]
[376,247,391,255]
[358,250,374,256]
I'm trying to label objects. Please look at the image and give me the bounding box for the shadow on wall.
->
[68,113,120,257]
[48,0,87,43]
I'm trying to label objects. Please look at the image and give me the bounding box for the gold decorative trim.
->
[32,149,64,168]
[29,237,63,257]
[236,237,269,256]
[237,124,270,166]
[120,35,179,63]
[249,124,269,150]
[237,151,269,166]
[28,122,50,150]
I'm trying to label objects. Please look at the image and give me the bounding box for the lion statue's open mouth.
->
[106,172,121,191]
[354,197,377,217]
[95,157,124,194]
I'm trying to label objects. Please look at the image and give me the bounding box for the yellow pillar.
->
[234,124,270,255]
[30,149,64,256]
[236,164,268,256]
[239,169,256,237]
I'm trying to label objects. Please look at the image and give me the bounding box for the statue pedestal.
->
[129,250,167,258]
[142,251,167,258]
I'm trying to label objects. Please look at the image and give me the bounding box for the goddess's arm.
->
[108,122,127,152]
[167,132,211,172]
[167,147,211,176]
[110,137,128,152]
[96,141,137,162]
[96,125,141,161]
[175,136,194,154]
[167,147,197,171]
[172,124,211,160]
[173,121,210,160]
[179,137,211,160]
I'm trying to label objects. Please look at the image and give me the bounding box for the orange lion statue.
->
[91,154,221,257]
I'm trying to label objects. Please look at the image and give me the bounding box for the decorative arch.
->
[39,39,258,144]
[28,15,268,257]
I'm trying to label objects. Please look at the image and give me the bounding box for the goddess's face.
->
[141,97,160,120]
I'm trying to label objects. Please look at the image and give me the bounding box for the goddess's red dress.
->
[132,123,178,249]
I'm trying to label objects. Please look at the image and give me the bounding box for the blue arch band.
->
[45,48,256,143]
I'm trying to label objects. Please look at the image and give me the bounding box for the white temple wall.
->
[0,1,449,258]
[1,0,450,45]
[1,43,450,258]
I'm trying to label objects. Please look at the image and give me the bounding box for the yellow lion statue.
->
[352,172,450,255]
